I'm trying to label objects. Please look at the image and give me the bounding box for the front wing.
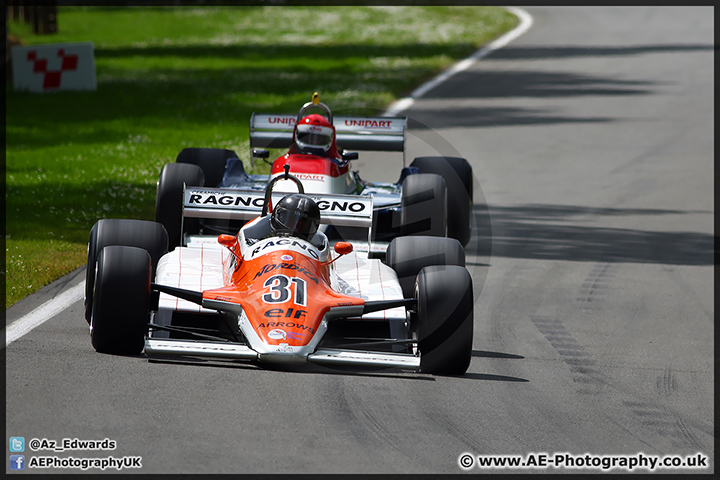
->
[144,338,420,370]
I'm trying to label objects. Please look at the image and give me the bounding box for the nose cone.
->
[254,308,319,346]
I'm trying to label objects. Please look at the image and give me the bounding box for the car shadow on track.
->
[472,203,713,266]
[457,373,529,382]
[472,349,523,359]
[465,350,529,382]
[147,355,260,370]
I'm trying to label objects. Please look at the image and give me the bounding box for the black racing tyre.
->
[155,162,204,249]
[85,219,168,324]
[385,236,465,298]
[415,265,473,375]
[176,147,238,188]
[90,246,152,355]
[410,156,473,246]
[400,173,447,238]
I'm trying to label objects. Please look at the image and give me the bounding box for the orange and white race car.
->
[84,166,473,374]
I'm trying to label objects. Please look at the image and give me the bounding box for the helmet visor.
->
[296,124,333,150]
[273,207,319,239]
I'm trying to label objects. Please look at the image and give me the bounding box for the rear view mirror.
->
[324,241,354,266]
[218,234,236,248]
[218,234,242,261]
[341,151,359,161]
[334,242,354,255]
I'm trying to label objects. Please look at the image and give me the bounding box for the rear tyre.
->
[155,162,204,249]
[90,246,151,355]
[176,147,238,188]
[400,173,447,238]
[85,219,168,324]
[415,265,473,375]
[385,236,465,298]
[410,156,473,246]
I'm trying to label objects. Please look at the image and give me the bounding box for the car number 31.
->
[262,275,307,306]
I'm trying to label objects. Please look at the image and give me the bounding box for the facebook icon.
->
[10,455,25,470]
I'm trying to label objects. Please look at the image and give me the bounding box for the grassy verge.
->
[5,6,517,307]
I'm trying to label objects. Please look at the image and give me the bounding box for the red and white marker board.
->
[11,42,97,93]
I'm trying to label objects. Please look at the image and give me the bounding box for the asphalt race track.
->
[5,7,713,474]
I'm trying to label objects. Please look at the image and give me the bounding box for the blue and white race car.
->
[154,93,473,250]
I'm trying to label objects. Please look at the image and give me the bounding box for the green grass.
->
[5,6,517,307]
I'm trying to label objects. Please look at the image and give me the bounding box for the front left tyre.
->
[410,156,473,246]
[90,246,152,355]
[400,173,448,238]
[415,265,473,375]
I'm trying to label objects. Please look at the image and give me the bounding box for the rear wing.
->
[250,113,407,153]
[183,186,373,228]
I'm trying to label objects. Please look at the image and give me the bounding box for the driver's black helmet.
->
[271,194,321,241]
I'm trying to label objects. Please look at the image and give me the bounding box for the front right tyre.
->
[155,162,205,249]
[90,246,152,355]
[85,219,168,324]
[176,147,238,188]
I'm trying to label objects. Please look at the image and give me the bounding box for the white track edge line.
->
[5,281,86,347]
[3,7,534,348]
[383,6,534,116]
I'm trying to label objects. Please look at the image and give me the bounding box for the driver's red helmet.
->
[294,114,335,156]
